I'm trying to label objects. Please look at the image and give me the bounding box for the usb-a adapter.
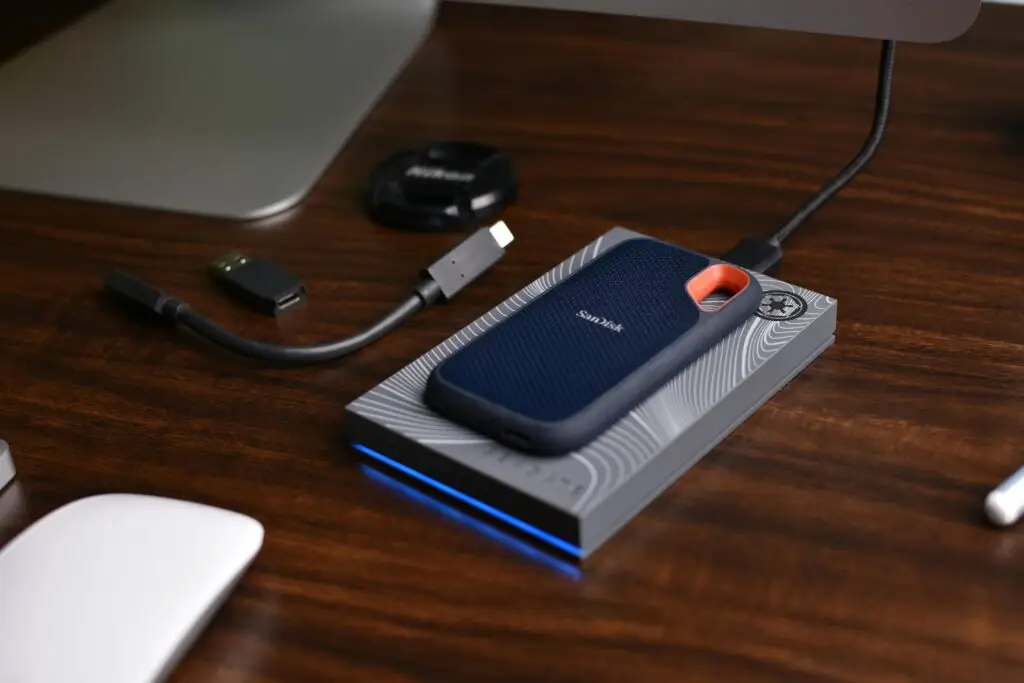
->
[209,253,307,317]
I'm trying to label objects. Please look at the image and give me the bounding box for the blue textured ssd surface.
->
[425,237,763,454]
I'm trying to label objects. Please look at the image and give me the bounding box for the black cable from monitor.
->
[721,39,896,275]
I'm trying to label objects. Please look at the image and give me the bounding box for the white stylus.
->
[984,465,1024,527]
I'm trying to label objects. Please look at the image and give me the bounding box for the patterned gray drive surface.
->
[348,228,835,516]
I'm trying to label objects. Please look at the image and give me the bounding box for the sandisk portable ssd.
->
[423,237,763,455]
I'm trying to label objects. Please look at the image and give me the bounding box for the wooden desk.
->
[2,3,1022,681]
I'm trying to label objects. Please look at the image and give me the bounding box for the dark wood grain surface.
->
[2,2,1023,681]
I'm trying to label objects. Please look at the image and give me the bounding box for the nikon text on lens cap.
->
[367,141,517,232]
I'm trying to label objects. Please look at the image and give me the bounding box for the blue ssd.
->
[424,237,763,455]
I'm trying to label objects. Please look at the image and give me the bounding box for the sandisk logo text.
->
[577,310,624,333]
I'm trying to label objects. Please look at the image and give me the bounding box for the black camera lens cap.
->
[367,141,517,232]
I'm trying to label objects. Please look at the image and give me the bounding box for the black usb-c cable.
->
[105,221,515,366]
[722,40,896,274]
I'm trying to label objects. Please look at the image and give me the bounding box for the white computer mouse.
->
[0,493,264,683]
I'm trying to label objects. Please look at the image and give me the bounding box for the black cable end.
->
[104,271,182,319]
[720,238,783,276]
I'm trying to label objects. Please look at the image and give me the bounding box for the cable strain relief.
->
[413,279,443,306]
[160,298,188,321]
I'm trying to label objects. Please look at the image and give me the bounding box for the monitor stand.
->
[0,0,437,219]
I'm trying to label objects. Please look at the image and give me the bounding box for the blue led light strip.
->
[360,466,581,578]
[352,443,581,558]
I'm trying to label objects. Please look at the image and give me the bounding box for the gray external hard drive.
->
[346,227,837,560]
[0,441,15,494]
